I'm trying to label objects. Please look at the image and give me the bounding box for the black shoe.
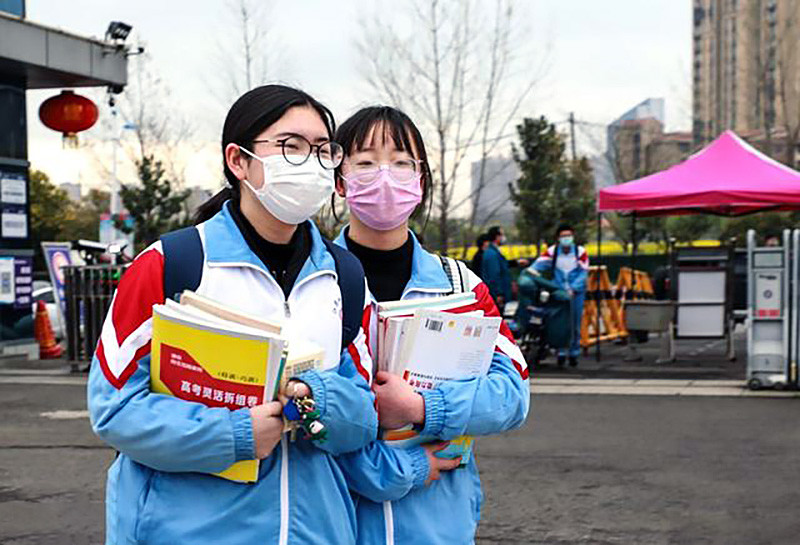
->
[557,356,566,367]
[569,356,579,367]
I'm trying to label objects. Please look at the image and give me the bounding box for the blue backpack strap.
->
[323,238,366,349]
[161,227,204,302]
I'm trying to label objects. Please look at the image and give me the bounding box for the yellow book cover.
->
[150,304,287,483]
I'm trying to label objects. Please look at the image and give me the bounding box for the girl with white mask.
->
[88,85,378,545]
[331,106,530,545]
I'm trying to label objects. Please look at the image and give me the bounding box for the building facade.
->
[0,2,128,354]
[605,99,692,183]
[692,0,800,153]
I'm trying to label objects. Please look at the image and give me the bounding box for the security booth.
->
[0,4,128,359]
[671,245,736,359]
[791,230,800,389]
[746,230,791,390]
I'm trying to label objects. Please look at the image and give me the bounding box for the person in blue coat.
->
[481,226,512,311]
[331,106,530,545]
[87,85,377,545]
[532,224,590,366]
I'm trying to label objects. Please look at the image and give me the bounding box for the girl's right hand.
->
[250,401,285,459]
[422,442,462,485]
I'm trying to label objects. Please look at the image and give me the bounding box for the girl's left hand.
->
[279,380,312,405]
[373,371,425,430]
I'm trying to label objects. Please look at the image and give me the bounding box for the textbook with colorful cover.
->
[376,294,501,465]
[150,291,324,483]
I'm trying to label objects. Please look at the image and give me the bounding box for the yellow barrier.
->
[580,266,655,348]
[581,266,628,348]
[447,240,723,260]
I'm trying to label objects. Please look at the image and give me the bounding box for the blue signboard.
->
[0,0,24,17]
[41,242,72,327]
[13,255,32,309]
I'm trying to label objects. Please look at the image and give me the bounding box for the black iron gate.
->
[63,265,128,370]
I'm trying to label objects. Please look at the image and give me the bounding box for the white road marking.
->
[0,368,72,376]
[40,410,90,420]
[0,375,86,386]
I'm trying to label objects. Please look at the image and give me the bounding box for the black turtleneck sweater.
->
[229,201,310,297]
[345,231,413,302]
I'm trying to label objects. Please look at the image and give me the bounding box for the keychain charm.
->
[284,395,327,443]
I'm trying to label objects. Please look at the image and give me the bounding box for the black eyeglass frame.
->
[251,134,344,169]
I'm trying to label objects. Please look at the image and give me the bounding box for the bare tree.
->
[212,0,281,104]
[85,43,196,219]
[122,46,194,186]
[357,0,545,251]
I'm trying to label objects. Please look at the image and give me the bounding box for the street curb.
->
[531,378,800,398]
[0,372,796,398]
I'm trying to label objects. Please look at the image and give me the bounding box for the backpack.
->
[160,226,365,349]
[438,255,469,294]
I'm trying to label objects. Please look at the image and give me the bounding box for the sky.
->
[22,0,692,204]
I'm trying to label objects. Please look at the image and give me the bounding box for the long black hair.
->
[194,84,336,224]
[333,106,432,221]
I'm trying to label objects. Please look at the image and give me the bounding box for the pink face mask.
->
[344,169,423,231]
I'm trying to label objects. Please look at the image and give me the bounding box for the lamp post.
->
[108,104,136,244]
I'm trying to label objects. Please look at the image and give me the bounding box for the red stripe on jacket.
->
[96,248,164,389]
[447,281,528,379]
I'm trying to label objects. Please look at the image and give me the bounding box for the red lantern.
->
[38,90,99,147]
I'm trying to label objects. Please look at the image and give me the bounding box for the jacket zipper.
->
[278,435,289,545]
[208,262,336,545]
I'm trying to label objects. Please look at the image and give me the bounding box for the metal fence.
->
[63,264,128,369]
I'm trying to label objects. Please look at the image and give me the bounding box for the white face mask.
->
[239,147,334,225]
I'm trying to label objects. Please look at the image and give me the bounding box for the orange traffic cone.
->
[34,300,63,359]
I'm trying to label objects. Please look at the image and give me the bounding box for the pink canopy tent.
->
[598,130,800,216]
[589,130,800,362]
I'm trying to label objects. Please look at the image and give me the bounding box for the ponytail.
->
[194,187,238,225]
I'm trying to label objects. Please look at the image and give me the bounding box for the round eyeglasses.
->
[345,158,424,184]
[251,134,344,169]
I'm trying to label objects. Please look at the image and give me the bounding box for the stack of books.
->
[150,291,324,482]
[376,293,501,464]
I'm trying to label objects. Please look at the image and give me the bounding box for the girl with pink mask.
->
[332,106,530,545]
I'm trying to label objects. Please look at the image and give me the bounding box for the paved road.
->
[0,373,798,545]
[476,394,800,545]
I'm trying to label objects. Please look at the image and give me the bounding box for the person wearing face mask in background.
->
[331,106,529,545]
[532,224,589,367]
[87,85,378,545]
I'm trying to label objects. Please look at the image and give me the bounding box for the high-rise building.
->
[607,98,665,150]
[605,99,692,183]
[692,0,800,149]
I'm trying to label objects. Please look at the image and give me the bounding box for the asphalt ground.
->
[0,364,797,545]
[532,329,749,381]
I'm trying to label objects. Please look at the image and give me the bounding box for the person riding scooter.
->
[531,225,589,367]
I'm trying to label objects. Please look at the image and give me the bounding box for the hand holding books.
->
[149,290,326,482]
[250,401,284,459]
[375,293,501,466]
[282,380,311,400]
[422,442,462,485]
[372,371,425,430]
